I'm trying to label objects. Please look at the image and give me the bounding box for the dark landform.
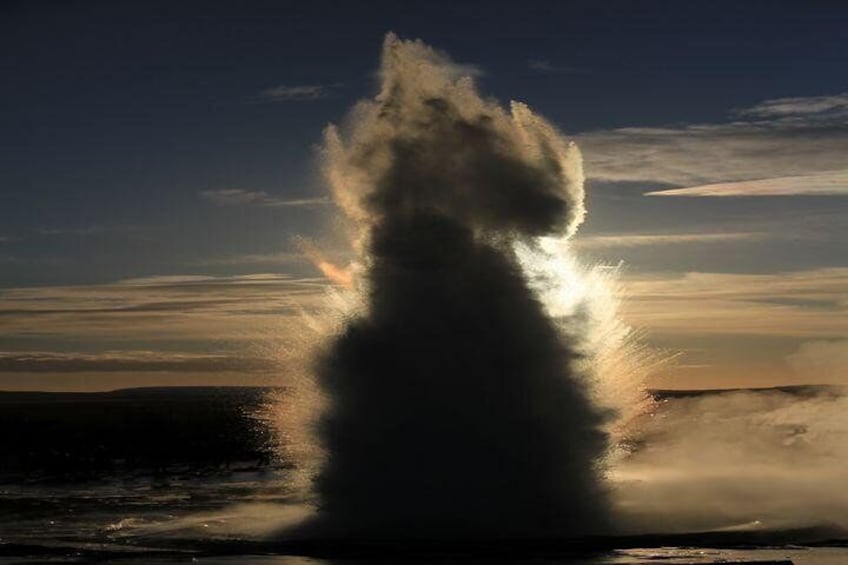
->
[1,384,842,483]
[0,386,280,483]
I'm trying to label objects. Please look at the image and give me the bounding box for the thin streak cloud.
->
[257,83,342,101]
[194,252,306,266]
[200,189,329,208]
[645,171,848,197]
[574,231,768,249]
[528,59,582,74]
[735,92,848,120]
[0,350,274,373]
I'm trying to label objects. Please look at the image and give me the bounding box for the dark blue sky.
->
[2,0,846,286]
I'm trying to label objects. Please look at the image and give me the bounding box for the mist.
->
[612,385,848,534]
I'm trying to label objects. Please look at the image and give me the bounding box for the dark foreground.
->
[1,386,847,563]
[3,531,848,563]
[0,386,277,482]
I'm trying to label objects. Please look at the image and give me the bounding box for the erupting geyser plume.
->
[300,34,624,539]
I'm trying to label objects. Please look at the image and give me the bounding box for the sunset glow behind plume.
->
[515,238,661,446]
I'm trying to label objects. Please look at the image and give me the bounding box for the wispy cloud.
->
[735,92,848,120]
[200,189,267,205]
[262,197,330,207]
[645,171,848,197]
[0,236,16,243]
[0,274,329,344]
[621,268,848,338]
[528,59,582,74]
[200,189,329,208]
[574,231,768,249]
[194,252,306,266]
[789,339,848,383]
[578,93,848,188]
[35,225,146,237]
[256,83,342,102]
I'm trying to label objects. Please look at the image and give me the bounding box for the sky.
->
[1,0,846,391]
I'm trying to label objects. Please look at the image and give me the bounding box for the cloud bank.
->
[621,268,848,338]
[578,93,848,193]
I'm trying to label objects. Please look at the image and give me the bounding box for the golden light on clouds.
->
[621,268,848,338]
[2,266,845,390]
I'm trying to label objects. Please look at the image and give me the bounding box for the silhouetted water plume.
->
[302,34,613,539]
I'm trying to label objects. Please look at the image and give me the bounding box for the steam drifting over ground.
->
[613,386,848,534]
[292,34,620,539]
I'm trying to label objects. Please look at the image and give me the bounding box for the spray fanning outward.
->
[302,34,617,540]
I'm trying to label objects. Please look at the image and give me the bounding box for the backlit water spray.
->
[283,34,656,540]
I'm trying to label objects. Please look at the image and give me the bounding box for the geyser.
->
[307,34,612,539]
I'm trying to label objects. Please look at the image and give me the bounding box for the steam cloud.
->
[613,386,848,534]
[302,34,612,539]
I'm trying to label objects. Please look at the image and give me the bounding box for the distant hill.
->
[649,384,846,400]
